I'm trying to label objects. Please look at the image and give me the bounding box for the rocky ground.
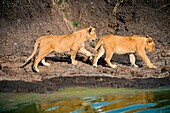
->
[0,0,170,93]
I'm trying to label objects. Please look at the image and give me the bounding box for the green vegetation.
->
[90,42,96,48]
[72,20,79,27]
[57,0,68,5]
[65,13,69,18]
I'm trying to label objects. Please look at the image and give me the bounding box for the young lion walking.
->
[93,35,156,69]
[21,26,96,72]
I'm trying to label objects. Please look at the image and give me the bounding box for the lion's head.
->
[145,35,155,52]
[86,26,97,41]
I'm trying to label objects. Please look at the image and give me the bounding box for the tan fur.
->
[21,26,96,72]
[93,35,156,68]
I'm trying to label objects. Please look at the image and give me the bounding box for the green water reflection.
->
[0,87,170,113]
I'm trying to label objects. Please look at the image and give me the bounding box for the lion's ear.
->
[146,35,150,38]
[89,27,92,34]
[146,35,153,43]
[88,26,95,34]
[147,38,152,43]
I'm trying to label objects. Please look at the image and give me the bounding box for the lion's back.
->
[101,35,145,54]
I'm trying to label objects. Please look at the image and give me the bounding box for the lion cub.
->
[93,35,156,68]
[21,26,96,72]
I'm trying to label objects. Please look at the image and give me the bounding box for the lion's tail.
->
[20,39,40,68]
[93,38,104,52]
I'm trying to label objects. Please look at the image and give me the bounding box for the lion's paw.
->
[93,64,98,68]
[72,60,78,65]
[110,65,117,68]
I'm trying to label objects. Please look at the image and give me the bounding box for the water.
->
[0,87,170,113]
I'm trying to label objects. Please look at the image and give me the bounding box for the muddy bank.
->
[0,76,170,93]
[0,52,170,93]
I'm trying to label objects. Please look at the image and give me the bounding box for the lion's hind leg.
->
[93,46,105,67]
[78,47,93,60]
[34,49,52,72]
[41,58,50,67]
[104,49,117,68]
[34,57,42,73]
[129,54,138,67]
[71,49,79,65]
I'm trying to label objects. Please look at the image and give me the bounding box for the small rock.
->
[165,60,170,65]
[161,65,170,73]
[161,50,170,57]
[14,43,17,46]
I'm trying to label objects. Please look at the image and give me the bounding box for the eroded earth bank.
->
[0,0,170,93]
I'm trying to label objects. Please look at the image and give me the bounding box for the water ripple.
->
[104,103,157,113]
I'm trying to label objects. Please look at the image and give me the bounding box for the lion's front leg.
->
[78,47,93,60]
[138,51,157,68]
